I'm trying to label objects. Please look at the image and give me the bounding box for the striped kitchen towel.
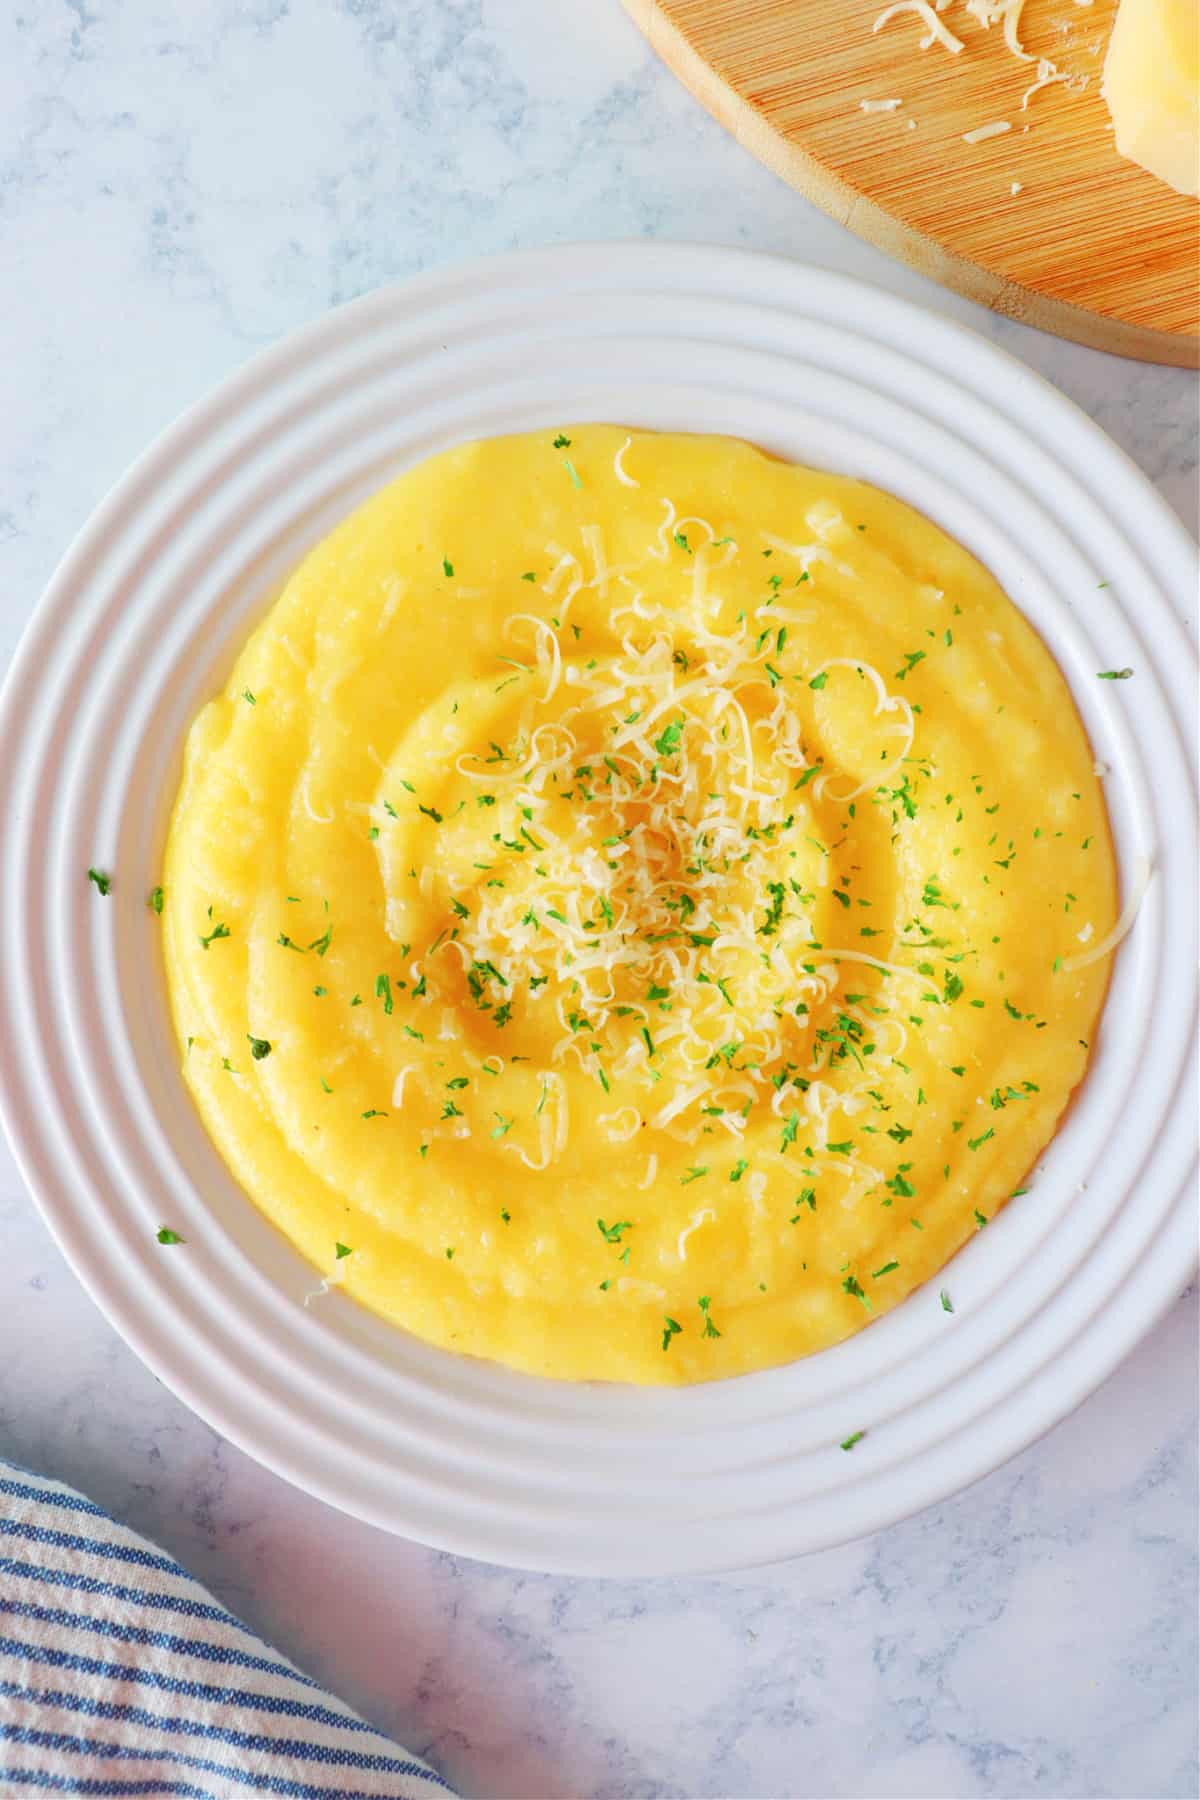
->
[0,1458,454,1798]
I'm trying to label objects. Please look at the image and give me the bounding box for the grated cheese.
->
[963,119,1013,142]
[873,1,966,52]
[964,0,1032,59]
[1061,858,1152,972]
[598,1106,642,1143]
[649,497,678,561]
[1021,57,1086,107]
[865,1,1097,146]
[613,435,639,488]
[298,777,334,824]
[676,1209,716,1260]
[432,534,941,1169]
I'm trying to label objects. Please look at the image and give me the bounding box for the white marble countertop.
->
[2,4,1196,1796]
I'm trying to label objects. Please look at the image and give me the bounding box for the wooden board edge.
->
[623,0,1200,371]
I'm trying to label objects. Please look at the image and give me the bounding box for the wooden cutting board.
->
[623,0,1199,366]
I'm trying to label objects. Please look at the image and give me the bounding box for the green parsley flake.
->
[653,718,684,757]
[87,868,112,896]
[156,1227,185,1246]
[698,1296,721,1339]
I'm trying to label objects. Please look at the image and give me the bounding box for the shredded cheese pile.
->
[377,497,928,1181]
[870,0,1092,142]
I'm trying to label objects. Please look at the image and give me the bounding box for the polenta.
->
[163,428,1117,1384]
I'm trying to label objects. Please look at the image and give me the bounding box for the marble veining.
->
[1,2,1196,1795]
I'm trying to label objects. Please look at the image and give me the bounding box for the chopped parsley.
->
[841,1274,871,1309]
[653,718,684,757]
[698,1295,721,1339]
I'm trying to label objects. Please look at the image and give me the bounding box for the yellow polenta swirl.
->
[163,428,1116,1384]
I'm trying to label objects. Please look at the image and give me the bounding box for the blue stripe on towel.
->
[1,1771,215,1800]
[0,1478,109,1522]
[0,1678,434,1774]
[0,1518,188,1579]
[3,1771,216,1797]
[0,1597,322,1688]
[0,1634,372,1729]
[1,1724,449,1799]
[0,1555,272,1637]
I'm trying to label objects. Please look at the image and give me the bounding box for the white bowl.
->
[0,244,1195,1576]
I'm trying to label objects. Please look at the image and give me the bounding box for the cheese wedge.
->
[1103,0,1199,196]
